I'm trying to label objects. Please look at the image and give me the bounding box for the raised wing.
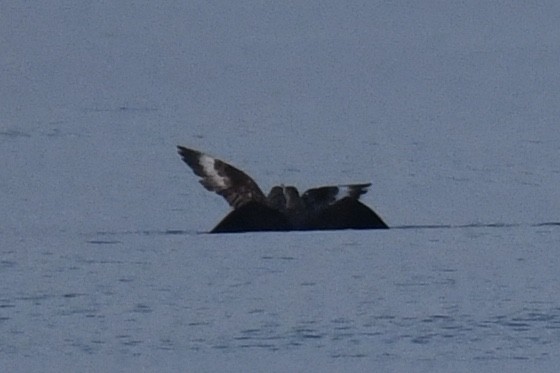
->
[301,183,371,211]
[177,146,267,209]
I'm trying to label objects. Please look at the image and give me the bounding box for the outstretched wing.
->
[301,183,371,211]
[177,146,267,209]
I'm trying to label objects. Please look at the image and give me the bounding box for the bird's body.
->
[177,146,388,233]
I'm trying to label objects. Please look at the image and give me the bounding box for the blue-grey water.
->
[2,224,560,372]
[2,0,560,371]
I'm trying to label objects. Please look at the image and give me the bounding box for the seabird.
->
[177,146,388,233]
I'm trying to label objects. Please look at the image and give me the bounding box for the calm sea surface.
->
[3,0,560,371]
[2,224,559,372]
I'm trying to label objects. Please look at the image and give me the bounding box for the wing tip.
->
[177,145,203,166]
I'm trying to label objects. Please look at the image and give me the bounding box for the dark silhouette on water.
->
[177,146,389,233]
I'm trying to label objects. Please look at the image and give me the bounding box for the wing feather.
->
[177,146,266,209]
[302,183,371,211]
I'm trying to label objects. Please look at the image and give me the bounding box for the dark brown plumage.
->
[177,146,388,233]
[177,146,266,209]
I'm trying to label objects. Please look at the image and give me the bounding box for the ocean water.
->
[2,1,560,371]
[2,225,560,372]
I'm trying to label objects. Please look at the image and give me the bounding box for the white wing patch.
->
[199,154,227,188]
[339,183,371,200]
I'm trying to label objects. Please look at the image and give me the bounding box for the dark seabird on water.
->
[177,146,389,233]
